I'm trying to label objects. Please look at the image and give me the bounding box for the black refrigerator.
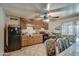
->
[8,26,21,51]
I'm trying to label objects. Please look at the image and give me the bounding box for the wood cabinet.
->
[32,19,48,30]
[21,34,43,47]
[20,18,48,30]
[20,18,27,29]
[42,21,48,29]
[20,18,48,47]
[21,36,28,47]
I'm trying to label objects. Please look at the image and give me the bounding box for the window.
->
[76,21,79,44]
[62,22,74,35]
[62,21,79,45]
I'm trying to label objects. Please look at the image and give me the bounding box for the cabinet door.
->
[20,18,27,29]
[22,39,28,47]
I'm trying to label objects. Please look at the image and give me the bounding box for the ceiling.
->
[0,3,74,18]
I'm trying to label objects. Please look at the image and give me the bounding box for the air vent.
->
[10,16,19,20]
[10,18,18,20]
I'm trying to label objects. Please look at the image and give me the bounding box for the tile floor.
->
[4,43,79,56]
[4,43,47,56]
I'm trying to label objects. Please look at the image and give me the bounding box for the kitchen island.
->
[21,34,43,47]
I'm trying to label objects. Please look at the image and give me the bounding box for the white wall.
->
[48,16,79,33]
[5,16,20,26]
[48,20,62,33]
[0,7,5,55]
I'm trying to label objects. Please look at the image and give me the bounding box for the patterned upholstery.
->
[57,39,65,53]
[44,39,56,56]
[62,35,76,43]
[44,35,76,56]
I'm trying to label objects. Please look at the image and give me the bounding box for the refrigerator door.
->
[8,27,21,51]
[8,35,21,51]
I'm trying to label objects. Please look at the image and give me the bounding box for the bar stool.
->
[57,39,65,53]
[64,38,71,48]
[44,39,56,56]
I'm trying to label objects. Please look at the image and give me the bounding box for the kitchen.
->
[4,15,49,54]
[0,3,78,56]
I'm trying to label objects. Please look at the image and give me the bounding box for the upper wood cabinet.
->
[43,22,48,30]
[32,19,48,30]
[20,18,48,30]
[20,18,27,29]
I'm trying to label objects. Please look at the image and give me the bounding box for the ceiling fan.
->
[33,10,60,20]
[32,3,73,20]
[32,4,60,20]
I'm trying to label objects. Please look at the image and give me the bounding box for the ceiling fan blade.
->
[48,4,72,13]
[32,3,47,14]
[50,16,59,18]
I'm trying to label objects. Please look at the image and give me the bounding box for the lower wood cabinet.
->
[21,34,43,47]
[21,39,28,47]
